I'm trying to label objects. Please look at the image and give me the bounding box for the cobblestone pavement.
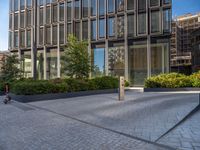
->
[0,92,199,150]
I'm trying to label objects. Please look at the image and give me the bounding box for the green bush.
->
[0,81,5,91]
[190,71,200,87]
[145,73,192,88]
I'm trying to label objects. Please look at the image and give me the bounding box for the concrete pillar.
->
[105,40,109,76]
[124,13,128,81]
[147,35,151,78]
[44,46,47,80]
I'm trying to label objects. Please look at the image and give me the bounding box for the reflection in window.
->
[117,0,124,12]
[127,0,134,10]
[52,26,57,45]
[116,16,124,38]
[128,14,134,36]
[151,11,160,33]
[75,0,80,19]
[47,49,57,79]
[14,13,18,30]
[14,0,18,11]
[150,0,159,7]
[59,3,64,21]
[91,20,96,40]
[60,24,64,44]
[138,0,146,11]
[91,48,105,77]
[20,12,24,28]
[67,2,72,22]
[99,19,105,38]
[9,32,13,48]
[20,0,25,10]
[37,51,44,80]
[138,13,146,34]
[39,8,43,25]
[82,21,88,40]
[163,0,171,4]
[39,28,43,45]
[27,0,32,8]
[53,5,57,23]
[27,10,31,27]
[108,17,115,37]
[20,30,25,47]
[108,0,114,13]
[21,51,32,78]
[38,0,43,6]
[27,30,31,47]
[9,14,13,29]
[99,0,105,16]
[67,23,72,38]
[91,0,96,16]
[108,46,125,76]
[46,27,51,44]
[163,9,171,33]
[83,0,89,18]
[46,6,51,24]
[14,32,19,48]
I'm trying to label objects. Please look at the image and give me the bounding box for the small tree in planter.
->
[61,35,91,79]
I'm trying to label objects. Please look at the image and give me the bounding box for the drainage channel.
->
[27,103,176,150]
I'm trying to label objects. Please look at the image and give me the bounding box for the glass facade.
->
[9,0,171,83]
[21,51,32,78]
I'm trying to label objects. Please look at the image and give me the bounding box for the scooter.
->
[3,93,11,104]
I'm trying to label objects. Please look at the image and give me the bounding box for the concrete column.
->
[105,40,109,76]
[57,23,61,78]
[43,46,47,80]
[147,35,151,78]
[124,13,128,81]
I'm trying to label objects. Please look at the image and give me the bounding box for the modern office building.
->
[8,0,171,86]
[170,13,200,74]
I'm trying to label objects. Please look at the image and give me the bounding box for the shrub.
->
[0,81,5,92]
[145,73,192,88]
[190,71,200,87]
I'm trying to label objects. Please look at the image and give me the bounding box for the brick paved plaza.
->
[0,92,200,150]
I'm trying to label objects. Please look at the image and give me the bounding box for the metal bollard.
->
[118,76,125,101]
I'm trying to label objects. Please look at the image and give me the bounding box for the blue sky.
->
[0,0,200,51]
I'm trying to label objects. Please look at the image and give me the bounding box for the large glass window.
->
[108,17,115,37]
[52,5,57,23]
[91,0,96,16]
[128,14,134,36]
[38,0,43,6]
[14,31,19,48]
[138,0,146,11]
[127,0,134,10]
[39,8,43,25]
[20,0,25,10]
[151,11,160,33]
[138,13,146,35]
[108,45,125,76]
[27,0,32,8]
[20,12,25,28]
[21,51,32,78]
[27,30,31,47]
[116,0,124,12]
[82,21,88,40]
[150,0,159,7]
[108,0,114,13]
[9,32,13,48]
[163,0,171,4]
[91,48,105,77]
[99,0,105,16]
[20,30,25,47]
[46,27,51,44]
[60,24,64,44]
[116,16,124,38]
[75,0,80,19]
[163,9,171,33]
[27,10,31,27]
[67,2,72,22]
[83,0,89,18]
[14,13,18,30]
[74,22,80,40]
[59,3,64,21]
[9,14,13,29]
[46,0,51,5]
[39,28,43,45]
[91,20,96,40]
[47,49,57,79]
[129,41,147,86]
[14,0,18,11]
[99,19,105,38]
[67,23,72,38]
[46,6,51,24]
[52,26,57,45]
[37,50,44,80]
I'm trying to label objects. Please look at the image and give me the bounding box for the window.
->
[116,16,124,38]
[53,26,57,45]
[27,0,32,8]
[14,32,19,48]
[10,0,13,12]
[74,22,80,40]
[138,0,146,11]
[14,0,18,11]
[14,13,18,30]
[82,21,88,40]
[20,0,25,10]
[27,30,31,47]
[91,20,96,40]
[83,0,89,18]
[39,8,43,25]
[99,19,105,38]
[108,0,114,13]
[150,0,159,7]
[20,30,25,47]
[91,0,96,16]
[138,13,146,35]
[128,14,134,36]
[60,24,64,44]
[108,17,115,37]
[127,0,134,10]
[21,51,32,78]
[27,10,31,27]
[46,6,51,24]
[46,0,51,5]
[75,0,80,19]
[46,49,57,79]
[67,23,72,38]
[9,14,13,29]
[163,9,171,33]
[9,32,13,48]
[38,0,43,6]
[46,27,51,44]
[20,12,24,28]
[59,3,64,21]
[117,0,124,12]
[163,0,171,4]
[53,5,57,23]
[39,28,43,45]
[151,11,160,33]
[67,2,72,22]
[99,0,105,16]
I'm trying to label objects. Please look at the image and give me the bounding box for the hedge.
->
[144,72,200,88]
[9,76,119,95]
[0,81,4,92]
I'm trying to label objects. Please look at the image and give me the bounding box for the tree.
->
[0,54,22,81]
[61,35,91,79]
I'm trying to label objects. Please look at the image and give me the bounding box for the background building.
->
[170,13,200,74]
[9,0,171,86]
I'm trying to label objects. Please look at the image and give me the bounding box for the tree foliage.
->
[61,35,91,79]
[0,54,22,81]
